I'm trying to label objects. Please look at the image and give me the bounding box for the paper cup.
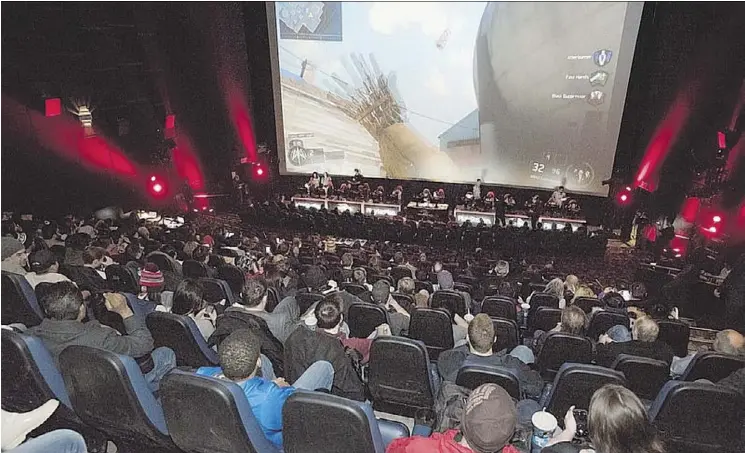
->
[304,317,318,331]
[531,411,558,450]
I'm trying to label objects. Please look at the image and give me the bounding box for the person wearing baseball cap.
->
[386,383,521,453]
[24,249,71,289]
[1,237,28,275]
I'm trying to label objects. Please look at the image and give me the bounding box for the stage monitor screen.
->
[269,2,644,196]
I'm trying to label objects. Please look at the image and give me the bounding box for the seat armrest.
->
[378,419,410,447]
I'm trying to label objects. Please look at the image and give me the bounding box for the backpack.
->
[433,381,472,432]
[208,308,285,377]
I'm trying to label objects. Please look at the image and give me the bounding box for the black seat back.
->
[296,292,325,316]
[390,266,413,284]
[161,370,280,453]
[391,293,415,313]
[183,260,209,279]
[368,336,434,417]
[146,252,176,273]
[481,296,516,322]
[265,287,280,313]
[587,311,630,341]
[544,363,627,420]
[573,297,602,314]
[536,332,593,379]
[414,280,433,294]
[407,308,454,360]
[58,345,173,449]
[681,351,745,382]
[456,365,520,400]
[530,307,563,333]
[491,317,520,352]
[656,320,691,357]
[530,293,559,310]
[217,264,246,296]
[453,282,472,296]
[348,303,388,338]
[2,272,44,327]
[611,354,670,400]
[649,381,745,452]
[431,290,467,318]
[201,278,236,306]
[371,274,395,287]
[340,283,368,297]
[284,391,407,453]
[146,312,218,368]
[104,265,139,294]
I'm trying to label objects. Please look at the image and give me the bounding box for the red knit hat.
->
[139,262,164,287]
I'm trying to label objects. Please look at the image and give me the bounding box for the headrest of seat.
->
[554,362,626,382]
[283,390,385,453]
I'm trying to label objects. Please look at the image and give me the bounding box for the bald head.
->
[714,329,745,357]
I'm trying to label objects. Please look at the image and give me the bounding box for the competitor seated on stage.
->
[548,186,567,209]
[305,172,321,197]
[504,193,516,210]
[433,188,445,203]
[484,191,496,209]
[336,182,350,199]
[390,185,403,204]
[420,188,432,203]
[320,172,333,197]
[371,185,385,203]
[566,198,581,215]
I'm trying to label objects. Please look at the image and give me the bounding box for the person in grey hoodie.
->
[27,281,175,393]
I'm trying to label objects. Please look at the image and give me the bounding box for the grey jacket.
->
[27,316,154,366]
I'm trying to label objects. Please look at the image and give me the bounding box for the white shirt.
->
[24,272,70,289]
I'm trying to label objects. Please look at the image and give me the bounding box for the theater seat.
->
[341,282,369,298]
[611,354,669,401]
[147,252,177,274]
[283,390,409,453]
[265,287,280,313]
[649,381,745,452]
[105,264,139,294]
[530,307,562,333]
[218,264,246,296]
[161,370,280,453]
[680,351,745,382]
[2,271,44,327]
[491,317,520,353]
[391,293,415,313]
[348,303,389,338]
[529,293,559,310]
[456,364,521,400]
[183,259,209,279]
[431,290,467,318]
[59,345,178,452]
[407,308,454,360]
[368,336,435,418]
[295,292,325,316]
[1,330,106,451]
[541,363,627,420]
[390,266,413,284]
[146,312,219,368]
[481,296,517,322]
[536,332,594,380]
[587,311,630,341]
[572,297,602,314]
[656,320,690,358]
[201,278,237,306]
[414,280,434,294]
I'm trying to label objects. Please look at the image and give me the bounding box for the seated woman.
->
[320,172,333,197]
[390,185,403,204]
[420,188,432,203]
[432,188,445,203]
[532,305,587,358]
[171,278,217,340]
[544,384,665,453]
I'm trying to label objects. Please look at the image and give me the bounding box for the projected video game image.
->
[271,2,643,196]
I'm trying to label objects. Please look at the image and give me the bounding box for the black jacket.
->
[284,326,366,401]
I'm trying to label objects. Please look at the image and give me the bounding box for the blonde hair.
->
[544,278,565,299]
[560,305,587,335]
[633,316,659,342]
[565,275,579,293]
[589,385,665,453]
[571,285,596,304]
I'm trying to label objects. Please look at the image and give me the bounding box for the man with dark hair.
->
[371,280,410,336]
[197,329,333,449]
[285,293,385,401]
[300,265,366,318]
[1,237,27,275]
[392,251,416,277]
[27,281,175,392]
[231,277,300,343]
[61,246,110,293]
[25,249,70,289]
[437,314,543,398]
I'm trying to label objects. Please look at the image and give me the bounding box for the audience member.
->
[438,314,544,399]
[62,246,110,293]
[397,276,416,296]
[24,249,70,289]
[137,262,172,308]
[1,237,27,275]
[392,251,416,277]
[171,278,217,340]
[596,316,674,367]
[670,328,744,377]
[352,267,372,291]
[387,383,522,453]
[1,400,87,453]
[414,290,430,308]
[371,280,410,336]
[533,305,587,357]
[28,281,175,392]
[530,278,566,308]
[340,253,355,282]
[564,274,579,301]
[544,384,665,453]
[284,295,369,401]
[231,277,300,343]
[570,284,596,304]
[196,329,333,449]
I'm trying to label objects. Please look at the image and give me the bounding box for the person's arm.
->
[453,313,469,329]
[546,406,577,447]
[386,298,410,318]
[99,293,154,357]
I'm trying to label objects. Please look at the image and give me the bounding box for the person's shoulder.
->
[195,366,222,377]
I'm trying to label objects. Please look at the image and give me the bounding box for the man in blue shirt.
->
[197,329,334,449]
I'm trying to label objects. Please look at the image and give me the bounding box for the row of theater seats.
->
[5,325,744,453]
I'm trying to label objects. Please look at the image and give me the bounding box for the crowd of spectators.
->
[2,209,743,452]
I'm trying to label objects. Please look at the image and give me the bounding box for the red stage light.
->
[45,98,61,117]
[708,226,717,233]
[152,183,163,193]
[150,175,157,182]
[256,168,264,176]
[712,215,722,223]
[620,194,628,202]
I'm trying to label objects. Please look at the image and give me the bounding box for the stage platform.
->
[454,207,586,231]
[291,197,400,217]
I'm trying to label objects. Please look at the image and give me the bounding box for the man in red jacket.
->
[386,383,521,453]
